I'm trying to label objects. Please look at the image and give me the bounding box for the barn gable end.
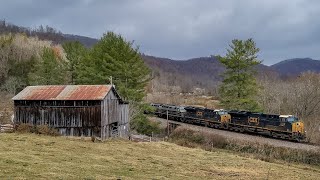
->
[101,89,129,140]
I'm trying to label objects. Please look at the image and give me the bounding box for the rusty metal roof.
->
[12,85,113,100]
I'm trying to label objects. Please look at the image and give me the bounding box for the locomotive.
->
[150,103,306,141]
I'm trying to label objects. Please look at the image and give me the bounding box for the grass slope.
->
[0,133,319,179]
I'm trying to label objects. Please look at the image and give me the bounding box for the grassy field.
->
[0,133,319,179]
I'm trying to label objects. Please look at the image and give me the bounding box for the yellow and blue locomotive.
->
[228,111,305,141]
[149,103,306,142]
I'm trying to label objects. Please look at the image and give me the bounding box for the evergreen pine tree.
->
[76,32,155,134]
[218,38,262,111]
[28,47,66,85]
[77,32,150,102]
[62,41,87,84]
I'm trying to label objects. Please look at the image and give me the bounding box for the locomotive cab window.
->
[215,110,228,115]
[280,115,298,123]
[218,111,226,115]
[288,116,298,123]
[280,117,287,122]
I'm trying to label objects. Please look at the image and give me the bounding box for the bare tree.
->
[258,72,320,144]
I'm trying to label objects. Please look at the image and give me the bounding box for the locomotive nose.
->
[292,122,305,134]
[220,114,231,123]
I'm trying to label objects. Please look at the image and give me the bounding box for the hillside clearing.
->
[0,133,319,179]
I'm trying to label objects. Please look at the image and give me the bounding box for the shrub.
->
[170,128,205,144]
[36,125,60,136]
[170,127,229,149]
[15,123,59,136]
[15,123,32,133]
[202,131,228,149]
[169,127,320,166]
[130,114,161,136]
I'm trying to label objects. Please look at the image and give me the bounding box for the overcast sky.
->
[1,0,319,65]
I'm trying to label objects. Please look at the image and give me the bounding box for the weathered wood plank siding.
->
[101,90,129,140]
[101,91,119,139]
[119,103,129,138]
[14,100,101,137]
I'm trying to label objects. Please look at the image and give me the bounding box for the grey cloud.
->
[0,0,319,65]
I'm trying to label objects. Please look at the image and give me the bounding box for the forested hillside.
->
[271,58,320,78]
[0,19,98,46]
[143,55,224,95]
[143,55,278,95]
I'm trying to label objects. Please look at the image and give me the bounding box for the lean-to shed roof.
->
[12,85,114,100]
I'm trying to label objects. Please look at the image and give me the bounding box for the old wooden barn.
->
[12,85,129,140]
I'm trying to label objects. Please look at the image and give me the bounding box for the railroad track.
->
[151,116,320,151]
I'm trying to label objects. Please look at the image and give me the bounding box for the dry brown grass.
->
[0,133,319,179]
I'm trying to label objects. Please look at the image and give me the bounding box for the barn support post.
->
[106,124,110,139]
[101,126,104,140]
[167,110,169,136]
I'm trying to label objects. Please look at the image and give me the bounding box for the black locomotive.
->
[149,103,306,141]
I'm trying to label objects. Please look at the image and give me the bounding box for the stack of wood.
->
[0,124,14,133]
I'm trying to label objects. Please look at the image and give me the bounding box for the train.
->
[149,103,306,142]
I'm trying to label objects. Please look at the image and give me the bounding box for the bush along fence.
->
[169,127,320,166]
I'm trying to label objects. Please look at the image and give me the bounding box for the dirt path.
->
[151,117,320,151]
